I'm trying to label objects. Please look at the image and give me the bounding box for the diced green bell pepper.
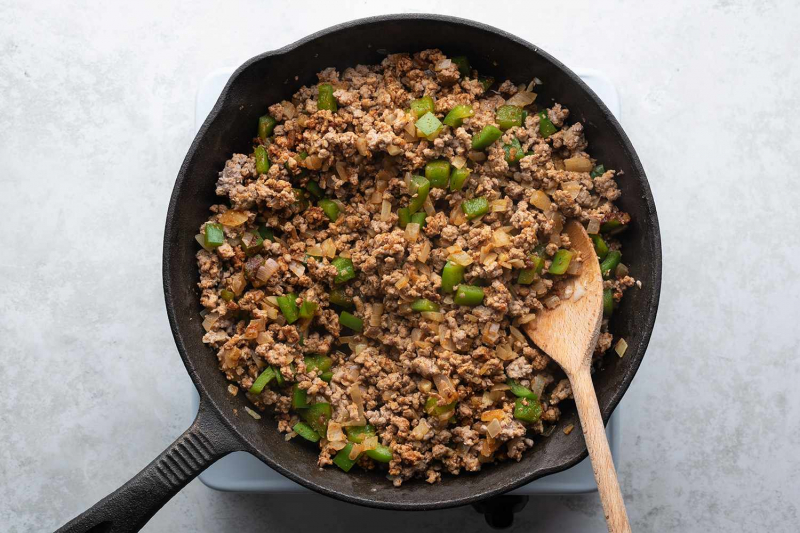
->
[443,104,474,127]
[345,424,376,443]
[441,260,465,293]
[411,298,440,312]
[454,284,484,306]
[471,125,503,150]
[449,167,471,191]
[317,83,338,112]
[462,196,489,220]
[204,223,224,248]
[410,96,435,118]
[591,234,609,259]
[590,164,606,178]
[408,175,430,214]
[502,137,525,164]
[425,160,451,188]
[513,397,542,423]
[603,288,614,317]
[507,379,537,400]
[333,443,359,472]
[339,311,363,332]
[329,287,354,309]
[276,293,300,324]
[293,421,320,442]
[397,207,411,229]
[301,402,332,438]
[548,249,574,275]
[416,112,443,140]
[254,145,270,174]
[305,180,324,199]
[424,396,457,416]
[249,367,276,394]
[298,300,318,319]
[258,115,277,141]
[291,384,309,409]
[332,256,355,284]
[537,110,557,138]
[600,250,622,279]
[366,444,393,463]
[496,105,524,130]
[318,199,340,222]
[304,354,333,374]
[451,56,470,77]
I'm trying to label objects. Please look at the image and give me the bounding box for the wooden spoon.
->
[523,220,631,533]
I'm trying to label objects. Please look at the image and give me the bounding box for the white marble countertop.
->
[1,1,798,532]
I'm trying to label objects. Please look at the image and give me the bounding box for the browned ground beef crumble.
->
[196,50,636,485]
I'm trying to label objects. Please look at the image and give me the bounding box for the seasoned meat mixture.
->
[195,50,636,485]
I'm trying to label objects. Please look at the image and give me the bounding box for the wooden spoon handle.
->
[569,368,631,533]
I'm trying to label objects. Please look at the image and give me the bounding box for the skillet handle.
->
[56,397,243,533]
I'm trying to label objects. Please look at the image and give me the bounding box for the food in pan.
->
[195,50,635,485]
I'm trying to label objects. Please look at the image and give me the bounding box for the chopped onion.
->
[356,137,369,156]
[410,328,422,342]
[321,238,336,258]
[256,258,280,282]
[217,210,249,227]
[306,245,323,257]
[451,155,467,169]
[256,331,271,345]
[335,161,348,181]
[491,383,511,392]
[329,440,348,451]
[563,424,575,435]
[370,303,384,326]
[244,407,261,420]
[418,240,431,263]
[202,312,220,332]
[572,281,587,302]
[496,342,516,361]
[482,322,501,344]
[288,260,306,277]
[386,143,403,156]
[449,204,467,226]
[505,90,537,107]
[439,325,455,350]
[468,150,487,162]
[244,318,265,340]
[435,58,453,71]
[362,435,378,451]
[616,263,629,278]
[531,375,547,397]
[544,295,561,309]
[433,373,458,403]
[530,190,552,211]
[221,347,241,369]
[195,234,213,252]
[405,222,420,243]
[423,196,436,216]
[327,421,345,442]
[566,259,583,275]
[563,181,582,199]
[369,190,383,204]
[280,100,296,119]
[411,419,430,441]
[491,198,510,213]
[395,275,409,289]
[492,229,511,247]
[481,409,506,422]
[482,252,497,266]
[564,156,593,172]
[586,218,601,235]
[448,251,473,266]
[486,418,503,438]
[615,338,628,357]
[229,272,246,296]
[418,379,432,393]
[265,307,278,320]
[420,311,443,322]
[506,327,524,345]
[305,155,323,170]
[518,313,536,325]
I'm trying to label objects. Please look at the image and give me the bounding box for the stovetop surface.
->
[192,66,621,495]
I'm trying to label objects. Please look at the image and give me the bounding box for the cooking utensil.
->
[57,14,661,533]
[525,220,631,533]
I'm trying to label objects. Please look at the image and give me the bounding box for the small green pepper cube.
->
[258,115,277,140]
[443,104,475,127]
[496,105,524,130]
[298,300,318,319]
[449,167,471,191]
[441,261,465,293]
[333,443,359,472]
[424,396,457,416]
[407,175,431,214]
[410,96,435,118]
[345,424,376,443]
[331,256,356,284]
[507,379,537,400]
[254,145,270,175]
[291,384,309,409]
[305,181,324,199]
[328,287,354,309]
[479,76,495,91]
[462,196,489,220]
[273,366,285,387]
[365,444,393,463]
[397,207,411,229]
[603,288,615,317]
[411,298,440,312]
[249,367,276,395]
[513,397,542,423]
[591,234,609,259]
[425,160,451,188]
[454,284,485,306]
[599,250,622,279]
[301,402,332,438]
[220,289,235,302]
[304,354,333,374]
[339,311,363,332]
[293,422,320,443]
[415,112,443,140]
[242,231,263,256]
[537,110,557,138]
[411,212,427,228]
[320,370,333,382]
[204,223,225,248]
[590,164,606,178]
[548,249,574,275]
[293,188,309,211]
[317,83,338,112]
[471,125,503,150]
[257,225,275,242]
[451,56,470,77]
[318,199,340,222]
[503,137,525,164]
[276,293,300,324]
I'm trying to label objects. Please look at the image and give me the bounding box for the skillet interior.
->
[164,14,661,510]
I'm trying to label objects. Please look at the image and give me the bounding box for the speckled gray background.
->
[1,1,799,531]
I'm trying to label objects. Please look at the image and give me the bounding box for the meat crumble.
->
[195,50,635,485]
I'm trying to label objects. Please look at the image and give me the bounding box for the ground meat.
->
[196,49,636,486]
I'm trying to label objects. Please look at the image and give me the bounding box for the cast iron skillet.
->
[58,13,661,533]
